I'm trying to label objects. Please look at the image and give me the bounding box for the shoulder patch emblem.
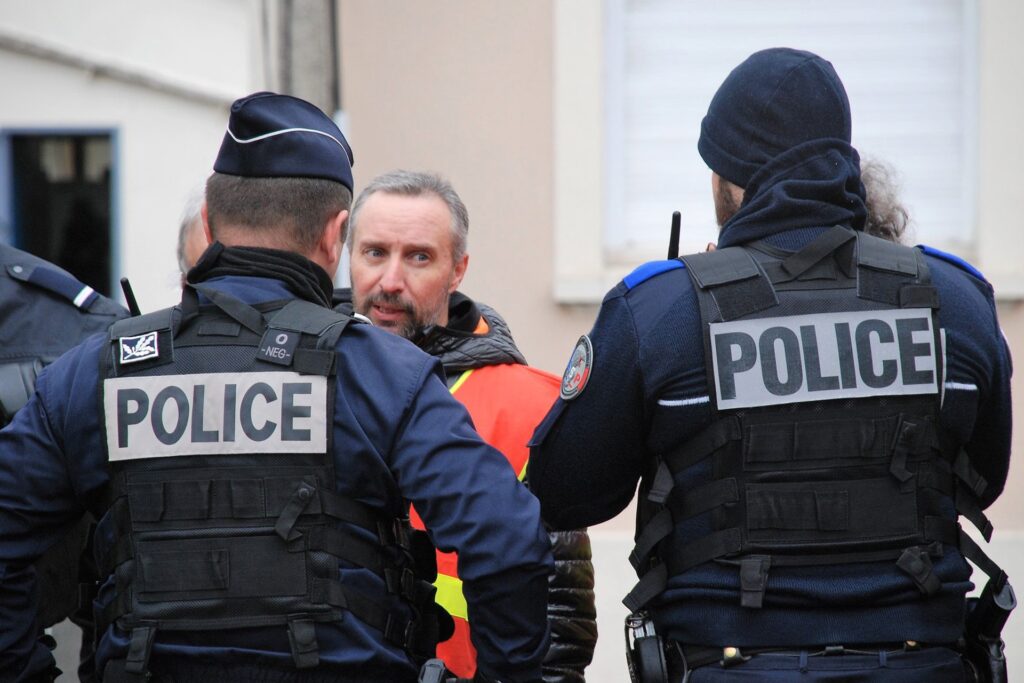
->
[560,335,593,401]
[120,331,159,364]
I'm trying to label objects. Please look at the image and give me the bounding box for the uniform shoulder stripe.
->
[623,259,685,290]
[916,245,987,283]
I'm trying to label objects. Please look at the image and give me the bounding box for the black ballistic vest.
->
[625,228,1003,619]
[95,285,446,676]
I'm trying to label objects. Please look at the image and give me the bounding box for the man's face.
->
[350,192,467,339]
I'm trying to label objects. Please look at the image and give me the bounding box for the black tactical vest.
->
[625,228,1003,615]
[94,285,446,677]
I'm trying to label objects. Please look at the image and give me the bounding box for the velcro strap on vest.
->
[744,416,900,467]
[680,249,778,320]
[959,529,1005,583]
[889,417,928,484]
[631,478,740,572]
[900,284,940,309]
[286,618,320,669]
[780,226,855,280]
[623,563,669,613]
[274,480,318,541]
[747,487,850,532]
[739,555,771,608]
[665,417,741,474]
[856,234,924,307]
[291,349,336,376]
[646,461,675,505]
[124,625,156,675]
[952,450,988,499]
[896,546,941,595]
[270,301,349,336]
[670,528,743,575]
[302,525,389,575]
[957,485,994,542]
[858,233,919,276]
[315,579,440,659]
[629,509,673,572]
[319,489,402,542]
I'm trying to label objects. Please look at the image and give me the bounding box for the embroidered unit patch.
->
[560,335,594,401]
[119,331,159,365]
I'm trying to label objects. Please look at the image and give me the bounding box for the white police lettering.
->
[103,371,327,460]
[710,308,939,410]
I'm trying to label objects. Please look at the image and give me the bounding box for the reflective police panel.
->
[104,371,328,460]
[710,308,940,410]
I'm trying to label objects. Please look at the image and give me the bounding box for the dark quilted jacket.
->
[334,289,597,682]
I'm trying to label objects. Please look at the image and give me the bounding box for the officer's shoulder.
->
[340,320,432,366]
[916,244,989,285]
[621,258,687,292]
[1,245,126,318]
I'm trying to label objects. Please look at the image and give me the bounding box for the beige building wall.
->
[339,0,598,378]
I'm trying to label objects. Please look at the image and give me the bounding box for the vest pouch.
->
[129,527,324,629]
[744,477,920,551]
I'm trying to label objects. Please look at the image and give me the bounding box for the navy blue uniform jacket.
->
[0,275,552,682]
[530,236,1012,648]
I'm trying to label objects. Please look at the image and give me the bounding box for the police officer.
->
[1,243,127,679]
[0,92,552,683]
[529,48,1012,682]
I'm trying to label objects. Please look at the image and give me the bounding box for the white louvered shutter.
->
[604,0,975,259]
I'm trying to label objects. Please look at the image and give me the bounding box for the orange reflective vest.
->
[410,361,560,678]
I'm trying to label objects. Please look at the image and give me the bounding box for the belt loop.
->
[879,647,888,667]
[799,650,808,673]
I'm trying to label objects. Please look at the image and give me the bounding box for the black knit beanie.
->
[698,47,853,188]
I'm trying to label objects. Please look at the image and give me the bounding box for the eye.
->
[364,247,385,259]
[410,252,430,263]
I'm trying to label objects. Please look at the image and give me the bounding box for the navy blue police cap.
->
[214,92,354,190]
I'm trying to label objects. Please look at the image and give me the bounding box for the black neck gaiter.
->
[186,242,334,308]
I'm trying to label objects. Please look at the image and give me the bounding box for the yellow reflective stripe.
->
[517,460,528,481]
[433,573,468,621]
[448,369,474,395]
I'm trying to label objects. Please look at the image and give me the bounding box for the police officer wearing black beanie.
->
[530,48,1012,682]
[0,92,552,683]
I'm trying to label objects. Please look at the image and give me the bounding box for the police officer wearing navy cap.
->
[0,244,127,679]
[529,48,1013,682]
[0,92,552,683]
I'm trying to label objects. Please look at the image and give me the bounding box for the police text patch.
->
[710,309,939,410]
[104,371,328,460]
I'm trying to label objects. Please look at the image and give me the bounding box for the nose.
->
[378,256,404,294]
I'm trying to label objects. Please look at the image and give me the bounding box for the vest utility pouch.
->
[625,230,979,613]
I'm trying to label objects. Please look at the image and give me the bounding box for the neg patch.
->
[710,308,940,410]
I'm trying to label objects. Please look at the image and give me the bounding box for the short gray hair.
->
[349,170,469,261]
[177,184,205,274]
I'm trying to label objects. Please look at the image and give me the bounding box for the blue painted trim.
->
[108,128,122,296]
[623,259,685,290]
[916,244,987,283]
[0,134,11,244]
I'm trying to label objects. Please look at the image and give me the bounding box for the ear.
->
[448,252,469,294]
[317,209,349,278]
[201,202,214,244]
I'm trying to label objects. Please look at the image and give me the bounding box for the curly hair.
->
[861,158,910,244]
